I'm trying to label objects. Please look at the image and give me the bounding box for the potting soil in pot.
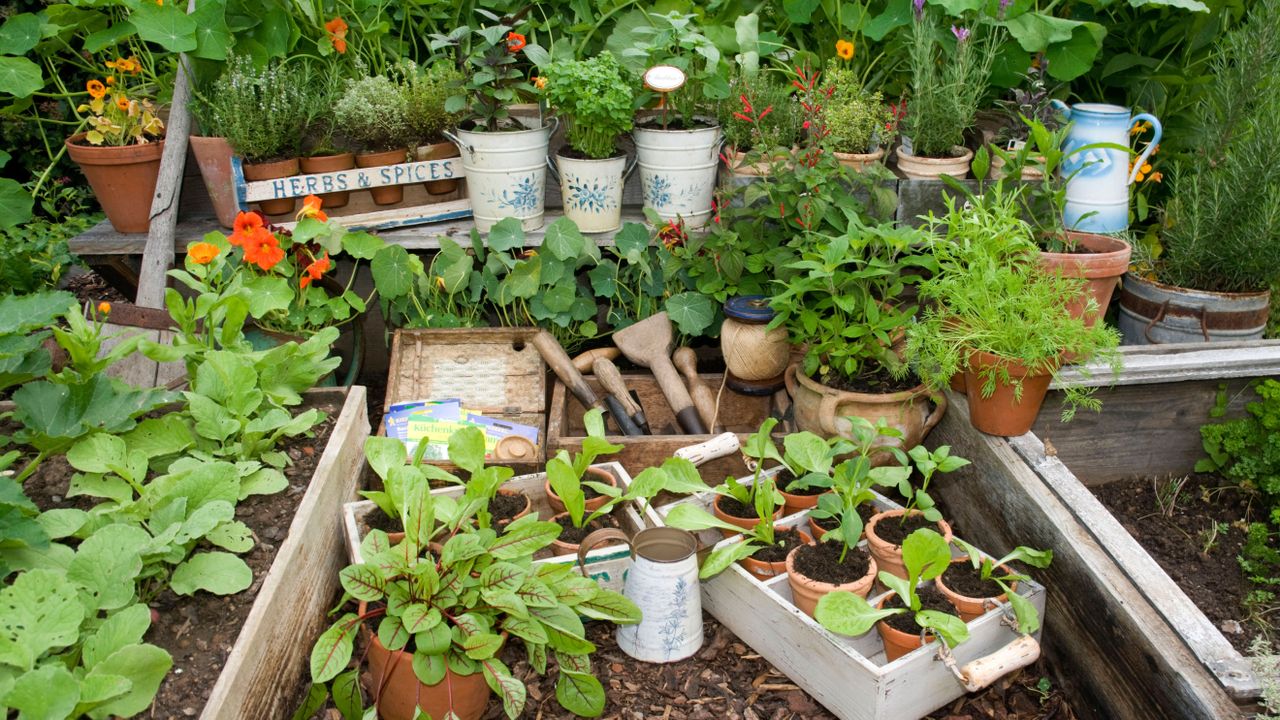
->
[750,528,809,563]
[554,512,620,545]
[811,507,864,534]
[872,511,937,546]
[717,497,765,519]
[883,583,957,635]
[490,492,530,525]
[776,469,826,497]
[941,562,1020,599]
[815,366,923,394]
[1093,472,1265,653]
[792,541,871,584]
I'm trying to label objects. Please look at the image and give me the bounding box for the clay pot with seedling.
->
[865,444,970,579]
[936,539,1052,624]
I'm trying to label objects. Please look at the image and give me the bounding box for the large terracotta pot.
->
[545,466,618,515]
[189,135,238,228]
[65,133,164,233]
[935,559,1018,622]
[364,616,491,720]
[864,509,953,580]
[895,145,973,180]
[356,148,408,205]
[242,156,300,216]
[963,348,1056,437]
[711,495,782,539]
[784,364,947,465]
[785,544,877,618]
[1039,231,1132,326]
[738,527,812,581]
[300,152,356,209]
[833,147,885,172]
[416,141,462,195]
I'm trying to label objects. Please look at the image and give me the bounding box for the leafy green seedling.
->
[951,538,1052,634]
[899,444,971,523]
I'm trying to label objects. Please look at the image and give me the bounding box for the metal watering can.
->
[1051,100,1162,234]
[578,526,704,663]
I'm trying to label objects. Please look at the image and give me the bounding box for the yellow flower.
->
[1149,171,1163,183]
[97,301,111,315]
[534,76,547,90]
[435,276,446,290]
[187,242,220,264]
[1140,163,1152,174]
[1135,171,1145,182]
[835,39,855,60]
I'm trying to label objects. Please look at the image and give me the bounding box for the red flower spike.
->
[758,106,773,121]
[733,112,753,123]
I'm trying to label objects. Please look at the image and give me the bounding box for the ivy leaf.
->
[169,551,253,596]
[130,3,198,53]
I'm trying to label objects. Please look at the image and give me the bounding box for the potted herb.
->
[542,51,637,233]
[298,59,356,209]
[199,54,306,216]
[805,416,912,542]
[822,59,892,171]
[771,218,944,455]
[895,3,999,179]
[905,188,1122,436]
[864,444,969,578]
[936,540,1052,622]
[814,528,969,661]
[719,69,803,177]
[404,60,464,195]
[621,10,729,228]
[988,62,1061,180]
[1119,0,1280,344]
[333,72,412,206]
[431,17,552,231]
[308,481,640,720]
[66,54,166,232]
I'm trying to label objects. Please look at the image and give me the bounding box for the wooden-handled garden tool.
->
[673,347,723,432]
[612,312,707,434]
[592,358,650,433]
[531,330,642,436]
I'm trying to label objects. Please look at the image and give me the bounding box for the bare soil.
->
[813,366,922,395]
[750,528,807,564]
[941,562,1013,599]
[872,512,937,546]
[791,541,871,585]
[883,583,957,635]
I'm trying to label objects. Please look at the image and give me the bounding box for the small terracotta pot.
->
[948,373,966,393]
[357,148,408,205]
[189,135,238,228]
[963,348,1057,437]
[417,141,462,195]
[547,512,626,556]
[875,594,933,662]
[545,466,617,515]
[785,543,877,618]
[833,147,885,171]
[738,527,813,581]
[494,488,532,527]
[778,487,829,518]
[1039,231,1133,327]
[895,145,973,180]
[363,608,492,720]
[712,495,783,539]
[242,157,300,216]
[935,559,1018,622]
[300,152,356,209]
[864,509,953,580]
[65,133,165,233]
[808,515,834,541]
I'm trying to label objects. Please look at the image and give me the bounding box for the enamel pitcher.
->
[1051,100,1162,234]
[578,526,704,663]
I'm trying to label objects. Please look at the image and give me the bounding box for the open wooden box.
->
[547,371,794,479]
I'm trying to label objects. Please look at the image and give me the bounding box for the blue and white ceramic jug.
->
[1051,101,1162,233]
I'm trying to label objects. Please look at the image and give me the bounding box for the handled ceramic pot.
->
[1051,100,1161,234]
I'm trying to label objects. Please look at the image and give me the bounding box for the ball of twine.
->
[721,318,790,381]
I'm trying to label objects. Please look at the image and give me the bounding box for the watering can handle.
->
[546,155,560,183]
[576,528,632,571]
[1127,113,1162,185]
[441,129,472,155]
[1049,99,1071,119]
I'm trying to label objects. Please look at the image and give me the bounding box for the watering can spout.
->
[1049,99,1072,120]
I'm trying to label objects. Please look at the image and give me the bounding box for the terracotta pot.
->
[935,559,1018,622]
[895,145,973,180]
[948,373,966,393]
[833,147,885,171]
[963,348,1057,437]
[364,610,491,720]
[547,512,628,556]
[416,141,462,195]
[722,145,795,176]
[738,527,813,581]
[785,364,947,466]
[785,543,877,618]
[65,133,165,233]
[356,148,408,205]
[300,152,356,209]
[989,152,1046,181]
[712,495,783,539]
[875,594,933,662]
[495,488,532,527]
[242,157,300,216]
[808,515,834,541]
[545,466,617,515]
[778,486,829,518]
[1038,231,1132,327]
[189,135,238,228]
[864,509,953,580]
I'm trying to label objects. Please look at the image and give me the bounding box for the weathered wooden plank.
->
[1006,430,1260,700]
[201,386,369,720]
[930,391,1245,720]
[1053,340,1280,389]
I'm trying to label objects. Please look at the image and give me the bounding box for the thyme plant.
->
[333,73,412,152]
[197,54,306,162]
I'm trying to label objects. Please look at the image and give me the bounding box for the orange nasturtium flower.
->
[115,96,131,111]
[97,301,111,315]
[533,76,547,90]
[300,253,331,288]
[506,32,526,52]
[835,39,855,60]
[242,229,285,271]
[298,194,328,222]
[86,80,107,99]
[188,242,220,264]
[231,211,265,246]
[325,17,349,54]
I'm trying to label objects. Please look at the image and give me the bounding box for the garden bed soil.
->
[750,528,807,563]
[21,396,340,718]
[815,366,922,395]
[883,583,957,635]
[872,511,937,546]
[1091,472,1261,653]
[553,512,620,545]
[67,269,128,305]
[792,541,871,585]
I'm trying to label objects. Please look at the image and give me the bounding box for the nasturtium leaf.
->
[542,217,586,260]
[0,56,42,97]
[486,216,525,252]
[169,551,253,596]
[371,244,418,299]
[83,21,138,54]
[341,230,385,260]
[189,0,232,60]
[1044,24,1106,81]
[664,292,716,336]
[130,3,197,52]
[0,13,41,55]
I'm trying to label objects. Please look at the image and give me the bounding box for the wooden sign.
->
[230,156,473,232]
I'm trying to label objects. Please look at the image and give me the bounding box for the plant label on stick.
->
[643,65,686,94]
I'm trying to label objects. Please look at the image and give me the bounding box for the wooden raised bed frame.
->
[201,386,369,720]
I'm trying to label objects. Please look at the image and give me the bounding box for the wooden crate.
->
[547,371,794,479]
[384,327,547,475]
[930,390,1253,720]
[202,386,370,720]
[341,462,653,592]
[649,480,1047,720]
